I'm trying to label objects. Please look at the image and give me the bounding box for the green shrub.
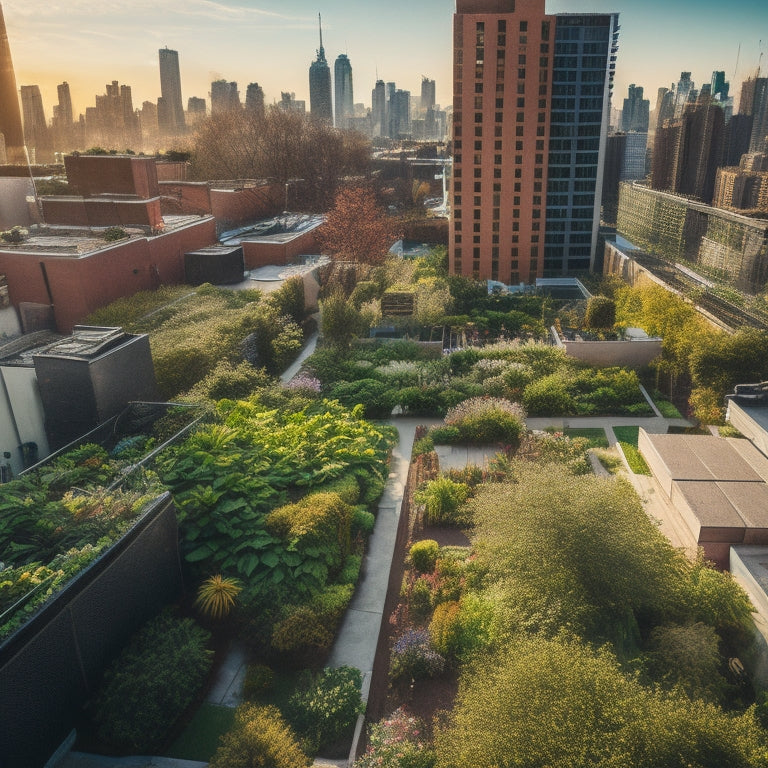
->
[355,707,435,768]
[415,478,471,527]
[444,397,526,444]
[208,704,310,768]
[91,610,212,752]
[312,475,360,504]
[408,576,434,624]
[584,295,616,330]
[103,226,128,242]
[243,663,274,700]
[429,425,462,444]
[410,540,440,574]
[429,594,496,662]
[523,374,574,416]
[338,553,363,585]
[184,360,273,402]
[412,435,435,456]
[351,508,375,541]
[271,584,355,656]
[266,491,353,590]
[397,386,445,415]
[329,379,395,419]
[350,280,381,308]
[285,666,364,754]
[267,276,306,325]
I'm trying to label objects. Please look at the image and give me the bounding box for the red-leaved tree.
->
[319,187,400,265]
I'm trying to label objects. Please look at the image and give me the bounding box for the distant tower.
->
[621,84,649,132]
[420,76,436,113]
[158,47,186,135]
[20,85,50,161]
[245,83,265,115]
[309,13,332,123]
[334,54,353,128]
[372,79,386,137]
[210,80,240,112]
[0,2,25,163]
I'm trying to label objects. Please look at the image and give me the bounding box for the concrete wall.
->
[0,177,35,229]
[554,331,662,368]
[242,228,320,268]
[42,196,163,229]
[64,155,159,199]
[0,365,49,476]
[0,218,216,331]
[727,400,768,459]
[210,183,282,227]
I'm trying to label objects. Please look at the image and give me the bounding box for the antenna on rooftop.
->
[318,12,325,58]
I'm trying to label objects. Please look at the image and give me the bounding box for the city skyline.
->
[2,0,766,122]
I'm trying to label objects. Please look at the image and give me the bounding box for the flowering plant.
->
[354,707,436,768]
[390,628,445,681]
[285,373,322,393]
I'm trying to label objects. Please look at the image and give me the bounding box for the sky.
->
[3,0,767,120]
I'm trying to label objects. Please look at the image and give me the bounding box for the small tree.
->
[584,295,616,330]
[321,287,365,349]
[209,704,310,768]
[319,187,399,265]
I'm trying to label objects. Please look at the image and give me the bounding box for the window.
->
[518,68,526,79]
[494,168,502,178]
[474,96,483,109]
[516,125,524,136]
[538,99,547,109]
[496,112,503,122]
[514,182,521,191]
[474,153,482,164]
[495,125,502,137]
[495,140,502,150]
[497,82,505,92]
[518,54,527,65]
[519,20,528,31]
[513,196,520,205]
[517,97,525,107]
[473,223,481,232]
[474,140,482,150]
[517,82,526,94]
[496,98,504,108]
[455,195,462,205]
[474,181,482,192]
[474,195,481,206]
[498,19,506,32]
[516,112,525,122]
[475,82,483,93]
[536,140,544,150]
[475,112,483,123]
[494,154,502,165]
[474,209,481,219]
[516,140,523,150]
[515,155,523,164]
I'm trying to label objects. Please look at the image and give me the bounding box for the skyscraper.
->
[309,14,332,123]
[372,79,386,137]
[158,47,185,135]
[747,78,768,153]
[0,2,25,164]
[421,76,436,113]
[52,81,75,152]
[245,83,265,115]
[621,84,649,132]
[450,0,618,280]
[210,80,241,113]
[673,72,695,118]
[334,54,353,128]
[20,85,51,162]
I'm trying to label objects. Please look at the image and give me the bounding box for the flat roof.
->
[0,215,212,257]
[33,326,131,361]
[644,434,765,482]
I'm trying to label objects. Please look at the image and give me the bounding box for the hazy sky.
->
[3,0,767,119]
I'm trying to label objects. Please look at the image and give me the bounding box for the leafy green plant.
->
[285,666,364,755]
[243,664,275,700]
[618,442,652,475]
[409,540,440,574]
[415,478,471,527]
[91,610,212,752]
[195,574,242,620]
[103,226,127,242]
[208,704,310,768]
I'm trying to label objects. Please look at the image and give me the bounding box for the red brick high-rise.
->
[450,0,619,281]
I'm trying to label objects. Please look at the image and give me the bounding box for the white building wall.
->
[0,365,49,477]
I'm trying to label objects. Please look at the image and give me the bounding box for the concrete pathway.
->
[325,418,426,702]
[280,330,319,383]
[205,641,247,708]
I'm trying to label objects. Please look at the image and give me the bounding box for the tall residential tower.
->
[334,54,353,128]
[450,0,618,281]
[158,47,186,135]
[309,14,332,123]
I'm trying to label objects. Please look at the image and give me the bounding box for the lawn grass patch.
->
[563,427,609,448]
[612,425,640,447]
[617,442,651,475]
[165,703,235,761]
[652,398,683,419]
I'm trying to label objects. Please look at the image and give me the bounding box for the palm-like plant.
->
[195,574,242,620]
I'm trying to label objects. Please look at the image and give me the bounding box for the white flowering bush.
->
[375,360,421,388]
[443,397,526,444]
